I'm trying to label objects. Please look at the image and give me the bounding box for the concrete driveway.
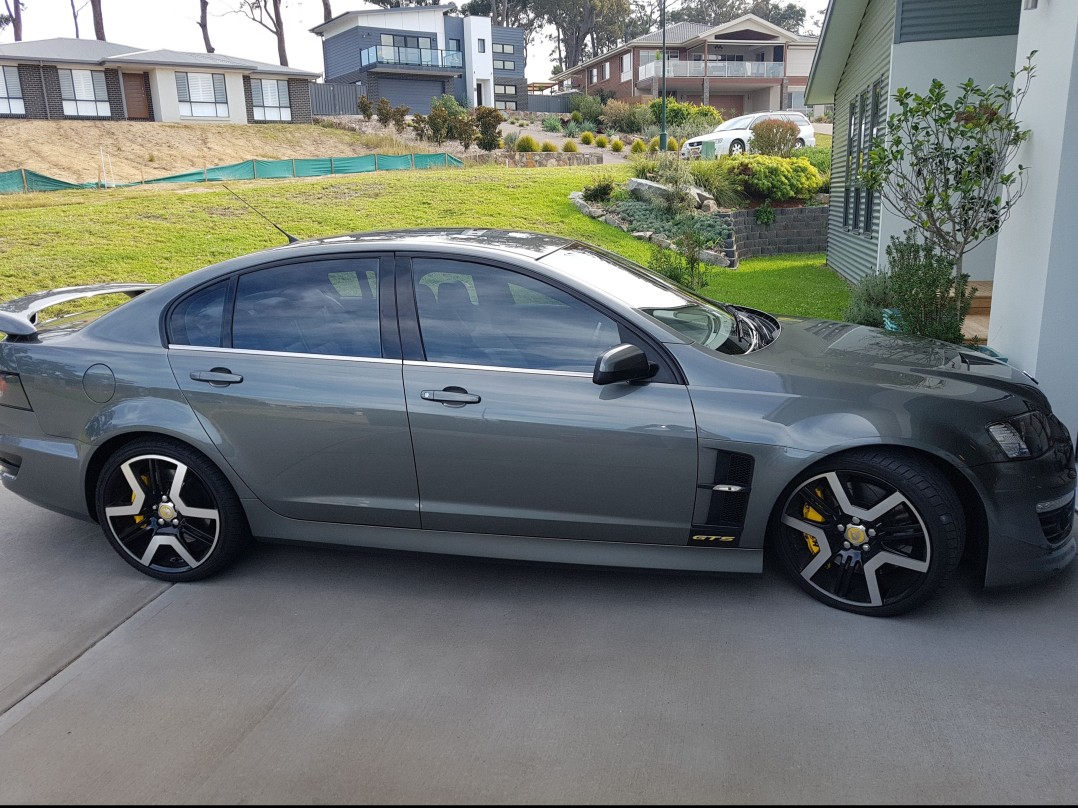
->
[1,484,1076,804]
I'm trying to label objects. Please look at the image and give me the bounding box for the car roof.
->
[282,228,575,260]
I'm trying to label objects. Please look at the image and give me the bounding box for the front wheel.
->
[729,140,746,155]
[95,438,250,581]
[771,449,964,616]
[795,138,806,148]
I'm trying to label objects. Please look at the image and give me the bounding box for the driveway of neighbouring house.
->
[1,483,1075,804]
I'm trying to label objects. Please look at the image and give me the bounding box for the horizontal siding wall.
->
[896,0,1020,43]
[827,0,895,283]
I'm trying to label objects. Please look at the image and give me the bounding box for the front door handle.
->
[190,368,244,387]
[420,387,481,406]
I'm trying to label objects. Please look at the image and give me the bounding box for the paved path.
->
[1,484,1076,803]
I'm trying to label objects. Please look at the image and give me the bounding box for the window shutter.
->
[91,70,108,101]
[175,72,190,102]
[212,73,227,103]
[278,80,289,107]
[250,79,263,107]
[58,69,75,100]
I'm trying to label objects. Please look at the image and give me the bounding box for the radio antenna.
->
[221,184,298,244]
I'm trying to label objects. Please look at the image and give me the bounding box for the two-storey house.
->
[312,5,527,114]
[550,14,819,117]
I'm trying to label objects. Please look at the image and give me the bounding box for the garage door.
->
[378,78,444,115]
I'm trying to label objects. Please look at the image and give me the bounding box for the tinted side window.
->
[232,258,381,357]
[412,258,622,372]
[170,280,228,347]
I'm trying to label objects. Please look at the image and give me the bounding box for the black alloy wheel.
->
[772,449,964,616]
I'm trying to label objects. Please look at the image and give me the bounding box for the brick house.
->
[0,38,319,124]
[550,14,819,117]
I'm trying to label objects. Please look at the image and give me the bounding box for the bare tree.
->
[198,0,214,53]
[68,0,87,38]
[322,1,332,24]
[234,1,289,67]
[2,0,23,41]
[89,0,105,40]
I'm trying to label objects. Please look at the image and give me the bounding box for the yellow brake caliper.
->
[802,488,826,555]
[133,473,151,524]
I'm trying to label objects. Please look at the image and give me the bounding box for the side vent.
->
[689,450,755,547]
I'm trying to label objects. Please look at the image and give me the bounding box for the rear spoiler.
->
[0,283,156,337]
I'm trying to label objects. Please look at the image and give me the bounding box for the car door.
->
[398,254,699,544]
[167,254,421,528]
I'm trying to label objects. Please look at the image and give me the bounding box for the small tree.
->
[375,97,392,127]
[474,106,505,152]
[427,106,451,145]
[750,118,799,157]
[453,113,478,153]
[357,95,373,120]
[391,105,409,135]
[864,53,1036,324]
[410,113,430,142]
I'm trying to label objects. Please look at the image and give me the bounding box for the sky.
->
[1,0,831,83]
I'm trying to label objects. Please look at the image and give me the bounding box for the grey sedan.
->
[0,230,1074,615]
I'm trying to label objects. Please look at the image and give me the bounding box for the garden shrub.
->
[666,137,679,152]
[648,136,660,153]
[410,113,429,141]
[570,110,584,125]
[648,98,723,128]
[749,118,800,156]
[843,270,892,328]
[542,116,563,133]
[563,139,579,152]
[452,114,477,152]
[570,93,604,124]
[474,106,505,152]
[516,134,539,153]
[610,138,623,152]
[630,138,647,154]
[428,106,452,144]
[565,122,582,138]
[376,97,393,127]
[687,160,744,209]
[885,230,975,344]
[595,134,609,148]
[502,131,520,153]
[798,145,831,176]
[357,95,373,120]
[722,154,823,201]
[431,94,466,119]
[541,140,558,152]
[601,100,651,134]
[391,105,410,134]
[611,202,731,250]
[583,175,616,203]
[580,131,595,145]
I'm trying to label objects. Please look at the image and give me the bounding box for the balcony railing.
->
[637,60,785,82]
[359,45,464,71]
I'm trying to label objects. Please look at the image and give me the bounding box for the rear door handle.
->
[420,388,481,405]
[190,369,244,386]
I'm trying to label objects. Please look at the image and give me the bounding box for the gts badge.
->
[688,532,740,548]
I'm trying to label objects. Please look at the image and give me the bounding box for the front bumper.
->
[970,434,1077,588]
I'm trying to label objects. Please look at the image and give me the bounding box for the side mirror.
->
[593,344,657,386]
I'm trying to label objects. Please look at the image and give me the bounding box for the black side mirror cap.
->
[593,344,658,385]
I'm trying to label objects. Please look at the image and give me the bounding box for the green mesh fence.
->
[0,154,463,195]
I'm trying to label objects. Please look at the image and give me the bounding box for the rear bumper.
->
[0,412,91,521]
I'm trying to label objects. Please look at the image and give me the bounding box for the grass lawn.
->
[814,133,832,150]
[0,164,848,320]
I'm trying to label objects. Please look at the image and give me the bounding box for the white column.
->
[990,2,1078,437]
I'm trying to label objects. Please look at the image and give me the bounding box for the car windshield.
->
[539,246,759,355]
[715,114,756,132]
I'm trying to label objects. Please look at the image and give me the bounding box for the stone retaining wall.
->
[719,206,828,261]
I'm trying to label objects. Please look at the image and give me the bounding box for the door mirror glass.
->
[593,344,656,385]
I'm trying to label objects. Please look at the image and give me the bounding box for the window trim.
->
[58,67,111,118]
[251,77,292,122]
[176,70,228,119]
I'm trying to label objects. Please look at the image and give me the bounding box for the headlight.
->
[987,410,1053,459]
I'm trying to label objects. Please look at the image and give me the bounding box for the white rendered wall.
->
[876,34,1018,282]
[786,45,815,77]
[990,3,1078,437]
[463,16,494,108]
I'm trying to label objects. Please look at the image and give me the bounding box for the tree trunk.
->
[68,0,80,38]
[4,0,22,40]
[272,0,288,67]
[90,0,105,40]
[198,0,214,53]
[321,0,332,24]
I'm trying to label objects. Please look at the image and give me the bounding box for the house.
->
[807,0,1078,440]
[549,14,820,117]
[0,38,319,124]
[312,5,527,114]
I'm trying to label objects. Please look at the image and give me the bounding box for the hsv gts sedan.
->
[0,230,1073,616]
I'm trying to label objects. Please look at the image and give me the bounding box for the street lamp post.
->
[659,0,668,151]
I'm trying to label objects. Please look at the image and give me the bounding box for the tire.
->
[95,437,250,582]
[770,449,964,616]
[795,138,806,148]
[729,140,746,155]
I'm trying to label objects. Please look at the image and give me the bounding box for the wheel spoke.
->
[181,521,217,548]
[104,462,147,518]
[781,514,833,581]
[139,533,200,570]
[831,557,859,599]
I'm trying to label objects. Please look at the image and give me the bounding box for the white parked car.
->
[680,111,816,158]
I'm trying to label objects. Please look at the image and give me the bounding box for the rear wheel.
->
[795,138,806,148]
[771,450,964,616]
[95,438,249,581]
[729,139,746,155]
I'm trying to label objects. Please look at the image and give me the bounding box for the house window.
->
[602,63,610,81]
[843,99,857,229]
[863,79,885,234]
[493,43,515,54]
[495,100,517,110]
[852,90,868,230]
[494,84,517,95]
[478,39,486,53]
[590,68,598,83]
[381,34,432,50]
[448,39,461,52]
[0,66,24,116]
[58,68,111,117]
[494,60,515,71]
[621,52,632,81]
[251,78,291,122]
[176,72,228,118]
